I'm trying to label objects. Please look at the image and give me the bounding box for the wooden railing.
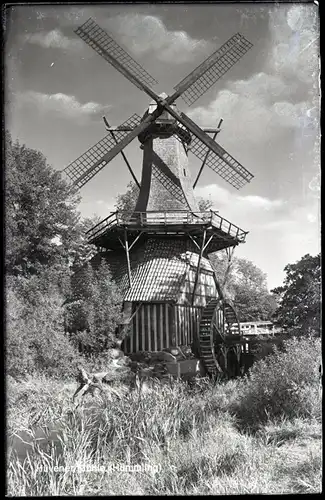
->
[86,210,248,242]
[86,211,118,241]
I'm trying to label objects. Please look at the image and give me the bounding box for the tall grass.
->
[7,336,322,495]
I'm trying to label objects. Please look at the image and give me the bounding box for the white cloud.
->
[195,182,319,290]
[236,195,283,210]
[188,74,316,145]
[188,5,319,146]
[106,14,212,64]
[195,183,284,222]
[16,91,111,122]
[22,29,83,51]
[78,197,116,219]
[22,14,211,65]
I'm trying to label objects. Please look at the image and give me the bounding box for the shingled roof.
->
[94,238,216,303]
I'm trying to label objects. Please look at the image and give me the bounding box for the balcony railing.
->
[86,210,248,243]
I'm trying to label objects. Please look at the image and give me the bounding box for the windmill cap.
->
[149,92,170,105]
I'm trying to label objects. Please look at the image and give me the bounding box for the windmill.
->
[63,18,255,379]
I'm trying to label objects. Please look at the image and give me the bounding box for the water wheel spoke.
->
[199,298,242,378]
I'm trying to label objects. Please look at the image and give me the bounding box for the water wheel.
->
[199,298,243,379]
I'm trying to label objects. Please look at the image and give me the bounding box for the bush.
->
[6,275,82,380]
[232,336,321,429]
[65,260,122,355]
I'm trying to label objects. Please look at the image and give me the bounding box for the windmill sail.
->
[68,18,253,192]
[173,122,253,189]
[189,135,253,189]
[75,18,158,89]
[63,114,141,188]
[174,33,253,106]
[163,108,254,189]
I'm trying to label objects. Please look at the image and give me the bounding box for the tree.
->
[230,258,277,321]
[271,254,321,336]
[65,259,123,355]
[210,253,277,321]
[5,132,81,276]
[67,215,102,272]
[197,197,213,212]
[6,272,82,379]
[115,181,139,214]
[5,133,111,376]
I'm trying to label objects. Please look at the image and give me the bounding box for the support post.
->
[221,245,236,290]
[119,302,143,339]
[203,234,214,252]
[191,228,207,306]
[124,229,132,289]
[188,234,201,251]
[193,119,223,188]
[129,231,143,250]
[103,117,140,188]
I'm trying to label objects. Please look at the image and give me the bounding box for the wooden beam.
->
[203,234,214,252]
[119,302,143,339]
[118,237,125,250]
[221,246,236,290]
[103,117,140,188]
[193,119,223,188]
[124,229,132,288]
[105,127,221,134]
[129,231,143,250]
[188,234,201,251]
[191,228,207,306]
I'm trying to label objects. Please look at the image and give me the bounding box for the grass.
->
[6,365,322,495]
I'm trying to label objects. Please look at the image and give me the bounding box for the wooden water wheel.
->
[199,298,243,379]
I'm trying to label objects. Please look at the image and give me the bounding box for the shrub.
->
[232,336,321,429]
[65,260,122,355]
[6,275,82,380]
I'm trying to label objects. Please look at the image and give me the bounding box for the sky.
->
[5,2,320,290]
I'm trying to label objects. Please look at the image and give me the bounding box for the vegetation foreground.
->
[6,337,322,496]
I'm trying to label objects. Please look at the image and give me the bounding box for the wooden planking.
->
[153,305,157,352]
[141,305,145,351]
[135,307,140,352]
[165,304,170,349]
[123,302,204,353]
[159,304,164,351]
[124,303,172,353]
[174,304,202,345]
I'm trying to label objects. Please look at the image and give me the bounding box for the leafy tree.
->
[65,259,122,355]
[115,181,139,214]
[5,132,114,375]
[5,132,81,276]
[271,253,321,336]
[210,253,277,321]
[230,258,277,321]
[197,197,213,212]
[67,215,101,272]
[6,273,82,379]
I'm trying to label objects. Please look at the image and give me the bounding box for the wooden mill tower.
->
[63,18,255,377]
